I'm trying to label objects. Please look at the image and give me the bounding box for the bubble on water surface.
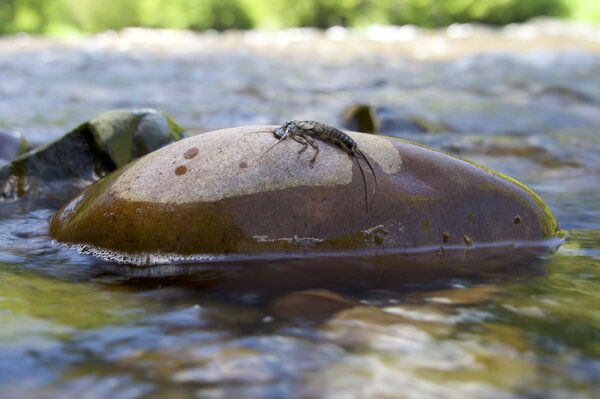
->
[69,243,224,266]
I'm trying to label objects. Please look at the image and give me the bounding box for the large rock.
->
[49,125,562,265]
[0,109,186,201]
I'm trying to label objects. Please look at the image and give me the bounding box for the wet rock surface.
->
[0,109,186,201]
[50,125,560,263]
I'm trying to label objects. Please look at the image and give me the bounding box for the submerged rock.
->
[342,104,378,133]
[268,290,356,323]
[0,109,186,201]
[50,125,562,265]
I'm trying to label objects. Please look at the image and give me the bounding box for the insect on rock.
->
[256,120,377,212]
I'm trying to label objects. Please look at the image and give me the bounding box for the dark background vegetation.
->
[0,0,598,34]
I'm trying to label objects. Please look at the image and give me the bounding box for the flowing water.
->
[1,20,600,398]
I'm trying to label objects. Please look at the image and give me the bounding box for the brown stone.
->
[49,125,562,264]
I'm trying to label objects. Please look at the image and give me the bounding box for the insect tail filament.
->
[355,149,377,212]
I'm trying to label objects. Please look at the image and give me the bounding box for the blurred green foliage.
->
[0,0,597,34]
[569,0,600,23]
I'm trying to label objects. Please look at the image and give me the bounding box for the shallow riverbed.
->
[1,20,600,398]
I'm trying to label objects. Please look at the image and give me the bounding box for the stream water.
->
[1,20,600,398]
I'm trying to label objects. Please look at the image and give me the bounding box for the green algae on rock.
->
[0,109,186,202]
[49,125,563,265]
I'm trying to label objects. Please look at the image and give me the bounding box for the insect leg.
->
[301,134,320,165]
[279,124,294,140]
[290,135,309,154]
[259,136,287,159]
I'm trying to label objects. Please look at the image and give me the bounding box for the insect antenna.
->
[355,149,377,209]
[239,128,276,142]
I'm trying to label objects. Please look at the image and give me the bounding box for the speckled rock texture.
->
[49,125,562,264]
